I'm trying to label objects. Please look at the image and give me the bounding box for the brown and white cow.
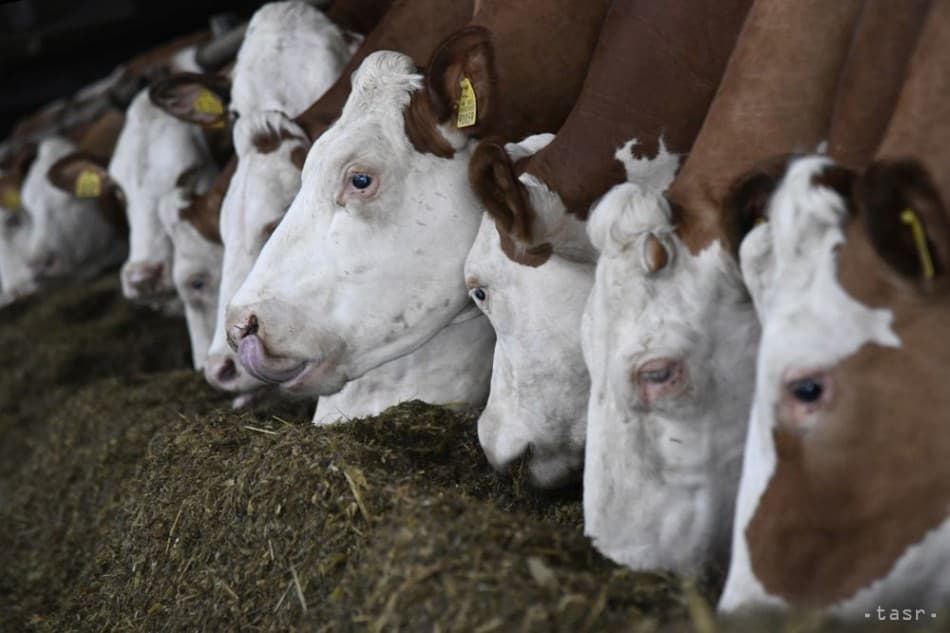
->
[463,0,751,487]
[580,0,867,574]
[721,0,950,615]
[225,0,611,423]
[0,147,39,302]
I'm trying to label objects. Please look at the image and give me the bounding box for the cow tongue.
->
[238,335,307,384]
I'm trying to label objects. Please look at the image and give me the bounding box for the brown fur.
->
[296,0,476,141]
[76,109,125,160]
[179,157,234,245]
[497,224,552,268]
[828,0,933,170]
[404,90,456,159]
[45,152,127,234]
[149,72,232,129]
[468,139,533,239]
[523,0,750,221]
[668,0,865,255]
[326,0,395,35]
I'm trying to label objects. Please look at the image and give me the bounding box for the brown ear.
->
[856,159,950,285]
[725,156,795,254]
[469,139,534,241]
[9,143,38,180]
[47,152,115,199]
[148,72,231,128]
[425,26,496,137]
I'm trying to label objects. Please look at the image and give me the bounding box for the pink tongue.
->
[238,335,305,384]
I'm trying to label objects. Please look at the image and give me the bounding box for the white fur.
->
[227,51,494,418]
[720,156,903,612]
[0,198,37,302]
[109,91,218,300]
[21,137,126,282]
[158,188,223,369]
[581,146,758,575]
[230,1,358,118]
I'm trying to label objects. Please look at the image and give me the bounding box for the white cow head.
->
[0,150,40,300]
[464,134,594,488]
[227,51,487,398]
[204,112,308,393]
[581,143,759,575]
[158,187,223,370]
[720,156,950,616]
[20,137,126,283]
[109,91,219,303]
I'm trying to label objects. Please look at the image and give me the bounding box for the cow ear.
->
[724,156,794,255]
[10,143,38,180]
[856,159,950,286]
[47,152,116,199]
[149,72,231,128]
[469,139,534,241]
[425,26,496,136]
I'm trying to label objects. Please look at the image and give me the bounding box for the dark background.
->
[0,0,265,138]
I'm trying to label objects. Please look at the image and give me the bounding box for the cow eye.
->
[640,367,672,384]
[3,213,21,229]
[789,378,823,403]
[351,174,372,190]
[187,275,207,292]
[471,287,486,302]
[634,358,688,404]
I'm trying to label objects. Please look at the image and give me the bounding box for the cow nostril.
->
[216,358,237,383]
[243,314,259,338]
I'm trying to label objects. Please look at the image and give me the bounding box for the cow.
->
[224,0,611,424]
[0,148,39,303]
[719,0,950,615]
[144,0,362,370]
[202,0,478,399]
[464,0,751,488]
[579,0,866,575]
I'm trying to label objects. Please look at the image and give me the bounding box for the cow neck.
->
[295,0,475,141]
[465,0,610,141]
[76,109,125,160]
[326,0,394,36]
[181,155,234,245]
[523,0,750,220]
[875,0,950,192]
[667,0,865,256]
[827,0,933,170]
[122,30,211,77]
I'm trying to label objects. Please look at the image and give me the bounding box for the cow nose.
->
[28,251,57,276]
[124,262,166,297]
[228,312,259,349]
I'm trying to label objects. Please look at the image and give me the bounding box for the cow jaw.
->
[228,51,486,398]
[581,179,758,575]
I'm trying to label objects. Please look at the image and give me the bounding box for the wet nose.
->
[227,311,259,349]
[204,354,239,390]
[123,262,166,298]
[28,251,57,277]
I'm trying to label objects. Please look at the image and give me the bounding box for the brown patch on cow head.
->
[177,158,234,245]
[250,124,311,171]
[149,72,232,129]
[469,139,533,240]
[0,144,37,211]
[404,88,456,159]
[46,152,128,233]
[745,158,950,607]
[424,26,496,138]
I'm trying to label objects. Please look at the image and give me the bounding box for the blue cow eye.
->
[351,174,372,190]
[790,378,823,403]
[473,288,486,302]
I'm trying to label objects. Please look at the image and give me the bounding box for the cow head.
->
[111,90,219,303]
[720,155,950,614]
[204,112,308,395]
[463,134,593,488]
[18,138,126,283]
[227,49,493,397]
[0,146,40,300]
[157,186,223,370]
[580,142,758,575]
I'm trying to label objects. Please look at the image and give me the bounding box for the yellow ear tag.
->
[900,208,935,280]
[75,169,102,198]
[1,187,20,211]
[456,77,477,129]
[194,88,226,128]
